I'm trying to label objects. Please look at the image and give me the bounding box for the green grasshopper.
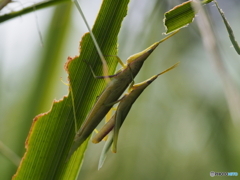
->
[93,62,179,169]
[67,31,179,159]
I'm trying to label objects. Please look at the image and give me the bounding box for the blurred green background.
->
[0,0,240,179]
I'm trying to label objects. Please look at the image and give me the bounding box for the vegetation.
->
[0,0,239,179]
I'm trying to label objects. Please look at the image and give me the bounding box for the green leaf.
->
[13,0,130,179]
[214,0,240,55]
[164,0,213,34]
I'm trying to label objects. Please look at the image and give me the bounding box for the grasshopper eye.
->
[147,80,154,84]
[147,49,154,53]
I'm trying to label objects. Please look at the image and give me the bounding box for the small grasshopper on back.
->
[67,31,179,160]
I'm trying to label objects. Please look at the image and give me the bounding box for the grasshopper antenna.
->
[74,0,110,83]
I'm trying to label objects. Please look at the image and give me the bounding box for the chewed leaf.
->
[164,0,212,34]
[164,1,196,34]
[13,0,130,179]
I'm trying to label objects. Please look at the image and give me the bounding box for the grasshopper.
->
[94,62,179,169]
[67,31,179,159]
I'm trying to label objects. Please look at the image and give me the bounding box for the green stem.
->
[0,0,70,23]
